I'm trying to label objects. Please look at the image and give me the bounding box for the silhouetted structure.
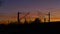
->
[23,12,30,24]
[24,18,28,24]
[48,12,50,22]
[17,12,22,24]
[17,12,20,23]
[44,17,46,23]
[43,16,46,23]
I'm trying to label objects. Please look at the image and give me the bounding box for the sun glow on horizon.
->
[0,17,60,24]
[0,10,60,24]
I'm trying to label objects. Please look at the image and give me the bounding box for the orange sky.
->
[1,0,60,24]
[1,8,60,24]
[0,16,60,24]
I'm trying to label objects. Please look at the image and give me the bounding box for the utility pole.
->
[17,12,20,23]
[17,11,21,24]
[48,12,50,23]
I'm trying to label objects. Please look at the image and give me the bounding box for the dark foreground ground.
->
[0,22,60,34]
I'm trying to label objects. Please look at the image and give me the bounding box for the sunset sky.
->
[0,0,60,23]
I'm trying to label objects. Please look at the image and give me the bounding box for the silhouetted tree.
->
[33,18,41,24]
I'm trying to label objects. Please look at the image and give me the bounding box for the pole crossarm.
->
[17,11,30,24]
